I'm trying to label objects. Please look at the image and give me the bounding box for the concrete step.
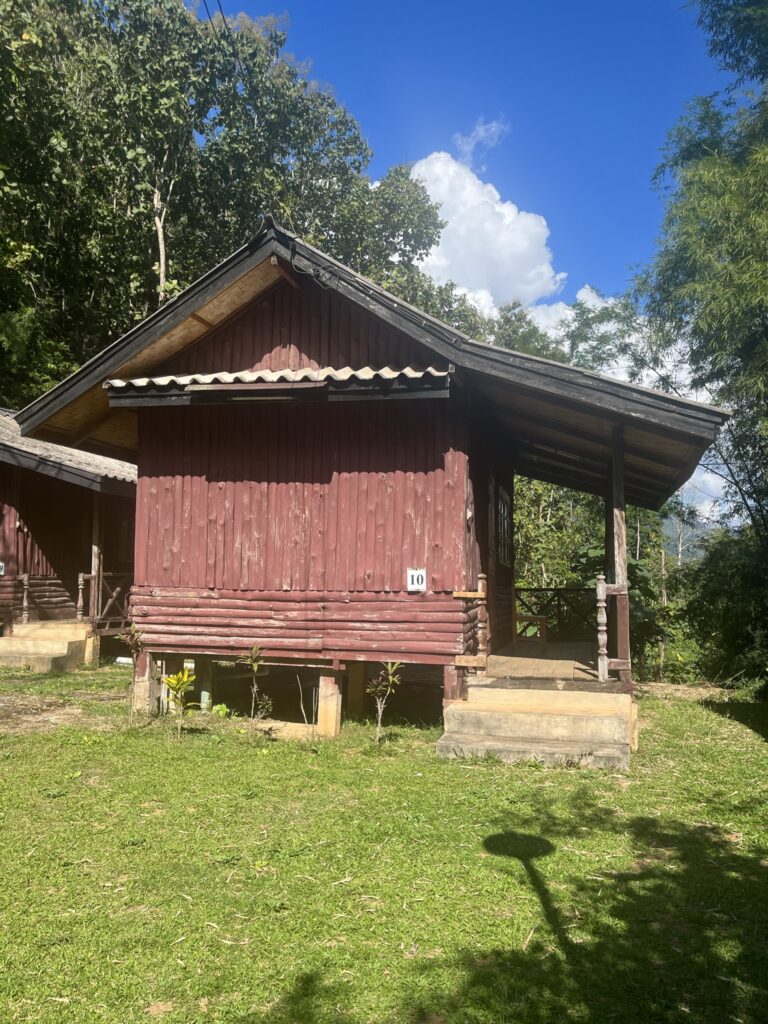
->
[467,684,632,717]
[436,732,629,769]
[12,621,90,640]
[0,637,86,673]
[443,703,630,745]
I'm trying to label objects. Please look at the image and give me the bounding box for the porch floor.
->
[485,640,599,684]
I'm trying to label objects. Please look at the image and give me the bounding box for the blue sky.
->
[229,0,730,323]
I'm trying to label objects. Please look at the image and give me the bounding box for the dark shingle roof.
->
[0,410,135,492]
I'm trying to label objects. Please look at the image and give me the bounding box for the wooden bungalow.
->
[0,410,135,669]
[14,218,729,763]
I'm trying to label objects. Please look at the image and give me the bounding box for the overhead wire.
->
[214,0,251,87]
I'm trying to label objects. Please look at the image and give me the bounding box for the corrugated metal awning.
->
[104,365,452,408]
[105,366,450,389]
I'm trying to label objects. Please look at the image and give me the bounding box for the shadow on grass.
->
[237,792,768,1024]
[405,800,768,1024]
[704,698,768,742]
[232,971,356,1023]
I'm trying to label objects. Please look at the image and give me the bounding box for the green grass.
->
[0,668,766,1023]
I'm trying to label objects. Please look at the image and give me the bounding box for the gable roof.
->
[0,410,135,496]
[15,216,730,509]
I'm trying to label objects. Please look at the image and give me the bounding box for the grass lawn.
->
[0,667,766,1023]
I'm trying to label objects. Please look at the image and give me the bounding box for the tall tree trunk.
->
[153,186,167,305]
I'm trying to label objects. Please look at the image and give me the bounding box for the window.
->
[497,486,512,567]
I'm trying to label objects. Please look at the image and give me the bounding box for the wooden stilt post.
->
[317,674,342,738]
[132,649,159,714]
[443,665,463,703]
[346,662,367,719]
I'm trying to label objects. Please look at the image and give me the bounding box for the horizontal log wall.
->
[132,587,470,664]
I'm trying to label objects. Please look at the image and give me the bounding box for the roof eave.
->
[0,444,135,496]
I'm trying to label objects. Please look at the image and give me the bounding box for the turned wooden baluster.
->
[596,573,608,682]
[21,573,30,625]
[477,572,489,658]
[76,573,85,623]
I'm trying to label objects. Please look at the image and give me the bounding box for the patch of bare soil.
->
[0,692,119,734]
[635,682,727,701]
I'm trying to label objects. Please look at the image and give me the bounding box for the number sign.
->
[407,568,427,593]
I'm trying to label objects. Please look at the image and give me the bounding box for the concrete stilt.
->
[317,674,342,737]
[195,657,213,712]
[132,649,159,714]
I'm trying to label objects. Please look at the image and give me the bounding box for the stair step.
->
[12,621,89,640]
[0,639,72,655]
[467,685,631,716]
[0,637,86,673]
[436,732,629,769]
[444,704,631,745]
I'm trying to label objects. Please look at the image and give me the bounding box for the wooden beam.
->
[609,426,628,587]
[497,407,686,470]
[270,254,301,290]
[190,311,215,329]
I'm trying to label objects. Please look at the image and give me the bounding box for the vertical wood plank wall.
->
[0,464,134,623]
[132,400,473,663]
[161,277,441,377]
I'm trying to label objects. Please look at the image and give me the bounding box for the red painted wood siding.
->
[162,278,444,375]
[131,278,480,664]
[0,465,134,622]
[136,399,470,594]
[131,588,474,665]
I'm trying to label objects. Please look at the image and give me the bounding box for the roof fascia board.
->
[16,233,278,435]
[276,233,729,442]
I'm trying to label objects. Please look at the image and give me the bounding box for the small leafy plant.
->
[239,644,272,723]
[366,661,402,745]
[211,703,230,718]
[163,667,197,739]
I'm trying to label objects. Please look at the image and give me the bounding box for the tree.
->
[0,0,443,409]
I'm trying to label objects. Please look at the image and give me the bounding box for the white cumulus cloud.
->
[411,151,567,308]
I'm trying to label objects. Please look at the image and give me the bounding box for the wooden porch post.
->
[89,492,103,623]
[606,426,632,685]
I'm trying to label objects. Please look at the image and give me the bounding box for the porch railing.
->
[512,586,596,643]
[596,575,631,684]
[77,571,132,632]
